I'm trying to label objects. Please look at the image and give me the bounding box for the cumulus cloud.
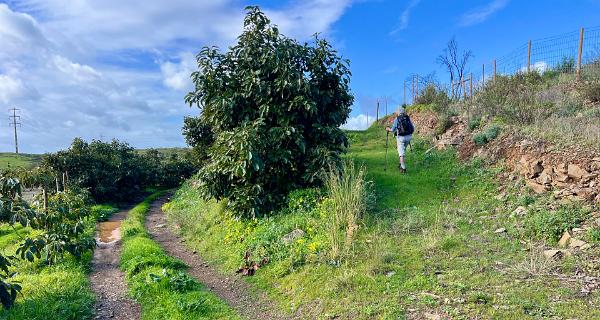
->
[520,61,548,73]
[0,1,353,153]
[389,0,421,36]
[459,0,509,27]
[342,114,376,131]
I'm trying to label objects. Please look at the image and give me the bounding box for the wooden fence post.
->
[462,78,467,100]
[577,27,585,81]
[482,64,485,86]
[493,59,497,83]
[451,81,455,99]
[412,76,415,104]
[376,99,379,121]
[527,40,532,73]
[469,73,473,99]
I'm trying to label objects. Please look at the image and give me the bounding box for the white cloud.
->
[160,52,196,91]
[0,1,353,153]
[389,0,421,36]
[519,61,548,73]
[342,114,376,130]
[459,0,509,27]
[0,74,24,103]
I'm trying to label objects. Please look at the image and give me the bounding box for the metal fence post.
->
[577,27,585,81]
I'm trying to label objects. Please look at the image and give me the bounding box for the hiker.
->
[386,107,415,173]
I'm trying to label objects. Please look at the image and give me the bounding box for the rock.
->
[554,171,571,183]
[512,206,528,216]
[537,171,553,185]
[529,160,544,178]
[568,164,588,180]
[155,223,166,228]
[527,180,547,194]
[568,238,587,248]
[592,157,600,162]
[282,229,305,244]
[558,231,571,248]
[556,163,568,174]
[494,228,507,234]
[573,188,597,201]
[385,271,396,277]
[543,249,569,259]
[494,192,507,201]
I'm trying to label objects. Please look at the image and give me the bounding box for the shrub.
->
[468,117,481,131]
[473,133,488,146]
[184,7,353,218]
[581,81,600,103]
[435,114,454,135]
[525,205,588,241]
[472,125,501,146]
[415,84,451,112]
[588,228,600,244]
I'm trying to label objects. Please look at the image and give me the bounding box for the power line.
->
[9,108,21,154]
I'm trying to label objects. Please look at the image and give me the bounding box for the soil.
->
[90,209,141,320]
[146,196,296,320]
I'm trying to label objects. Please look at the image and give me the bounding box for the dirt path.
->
[90,209,141,320]
[146,197,294,320]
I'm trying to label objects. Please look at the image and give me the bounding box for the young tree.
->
[184,6,353,218]
[437,38,473,97]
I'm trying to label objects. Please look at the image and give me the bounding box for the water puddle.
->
[97,221,122,244]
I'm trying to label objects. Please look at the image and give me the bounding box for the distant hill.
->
[0,153,42,169]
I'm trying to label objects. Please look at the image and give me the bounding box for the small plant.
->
[472,125,501,146]
[588,228,600,243]
[581,81,600,103]
[468,117,481,131]
[434,114,454,135]
[525,205,588,241]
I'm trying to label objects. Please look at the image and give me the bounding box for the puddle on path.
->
[97,221,122,244]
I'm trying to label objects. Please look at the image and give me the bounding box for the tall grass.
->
[323,160,369,262]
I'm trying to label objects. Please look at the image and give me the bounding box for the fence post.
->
[482,64,485,86]
[469,73,473,99]
[404,81,407,105]
[451,81,454,99]
[493,59,497,83]
[577,27,585,81]
[376,99,379,121]
[462,78,467,100]
[527,40,532,73]
[415,74,419,102]
[411,76,415,104]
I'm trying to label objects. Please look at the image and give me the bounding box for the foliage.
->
[91,204,118,222]
[587,228,600,244]
[184,6,353,218]
[524,205,589,241]
[182,116,214,167]
[468,117,481,131]
[415,84,451,112]
[473,125,501,146]
[43,138,194,202]
[434,114,454,136]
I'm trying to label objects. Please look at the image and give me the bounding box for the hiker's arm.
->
[388,118,398,132]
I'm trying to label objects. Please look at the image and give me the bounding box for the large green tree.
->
[184,6,353,218]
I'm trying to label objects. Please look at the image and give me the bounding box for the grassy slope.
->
[0,204,117,319]
[0,153,42,169]
[119,192,239,320]
[164,124,599,319]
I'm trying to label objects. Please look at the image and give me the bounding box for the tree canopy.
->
[184,6,353,218]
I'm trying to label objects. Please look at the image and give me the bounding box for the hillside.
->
[163,120,599,319]
[0,153,42,169]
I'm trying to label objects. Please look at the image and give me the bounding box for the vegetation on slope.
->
[165,122,598,319]
[0,153,41,169]
[119,192,239,320]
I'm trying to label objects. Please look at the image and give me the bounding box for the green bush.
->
[472,125,501,146]
[415,84,450,112]
[184,7,353,218]
[435,114,454,135]
[468,117,481,131]
[588,228,600,244]
[473,133,488,146]
[581,81,600,103]
[525,206,588,241]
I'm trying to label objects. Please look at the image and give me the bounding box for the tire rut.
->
[145,196,295,320]
[90,208,141,320]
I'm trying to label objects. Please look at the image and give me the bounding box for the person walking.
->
[385,107,415,173]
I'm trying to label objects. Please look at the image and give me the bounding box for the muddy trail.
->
[146,197,294,320]
[90,208,141,320]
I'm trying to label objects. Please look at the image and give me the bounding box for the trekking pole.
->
[384,131,389,171]
[409,141,413,152]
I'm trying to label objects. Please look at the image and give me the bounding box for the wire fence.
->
[403,26,600,103]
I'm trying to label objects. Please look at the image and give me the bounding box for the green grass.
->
[164,123,599,319]
[0,153,42,169]
[120,191,240,320]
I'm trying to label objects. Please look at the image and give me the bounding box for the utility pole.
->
[9,108,21,154]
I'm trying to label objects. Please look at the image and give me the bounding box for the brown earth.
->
[90,209,141,320]
[145,196,296,320]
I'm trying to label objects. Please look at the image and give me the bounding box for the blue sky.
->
[1,0,599,153]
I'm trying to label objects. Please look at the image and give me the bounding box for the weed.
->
[434,114,454,135]
[587,228,600,243]
[525,205,588,241]
[468,117,481,131]
[581,81,600,103]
